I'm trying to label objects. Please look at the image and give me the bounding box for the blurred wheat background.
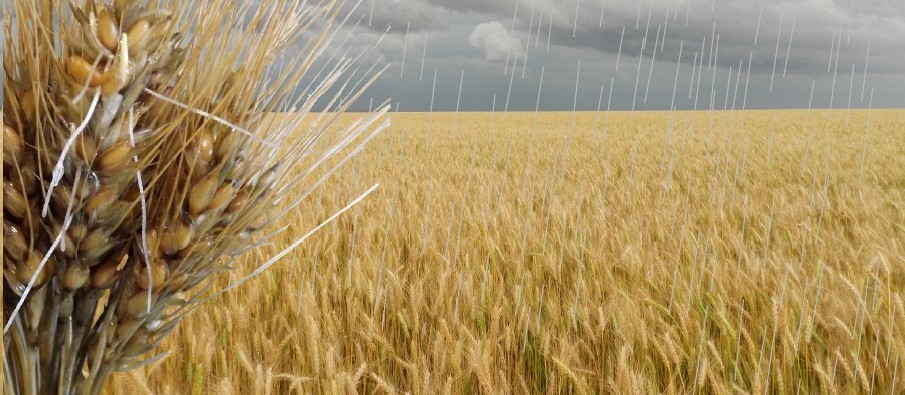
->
[105,109,904,394]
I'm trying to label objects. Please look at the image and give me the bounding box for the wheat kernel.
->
[51,185,74,211]
[101,75,127,96]
[97,140,132,170]
[74,134,99,163]
[178,233,216,259]
[125,292,153,318]
[225,156,248,180]
[161,220,194,256]
[144,228,161,256]
[9,161,37,195]
[198,129,215,162]
[97,8,119,51]
[215,130,239,160]
[187,151,211,182]
[65,56,109,87]
[4,181,30,219]
[121,329,150,357]
[207,183,236,212]
[133,258,169,291]
[68,222,88,245]
[257,166,278,190]
[53,224,77,258]
[63,264,90,290]
[3,123,24,166]
[17,252,56,286]
[189,176,218,216]
[226,190,248,214]
[4,222,29,261]
[126,19,151,52]
[84,186,120,219]
[90,259,120,289]
[19,87,38,124]
[79,229,110,254]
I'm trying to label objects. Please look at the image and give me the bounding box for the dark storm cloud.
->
[348,0,444,32]
[233,1,905,110]
[445,0,905,75]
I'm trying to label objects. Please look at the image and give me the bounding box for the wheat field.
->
[104,110,904,394]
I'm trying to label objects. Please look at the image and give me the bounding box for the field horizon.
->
[339,109,903,114]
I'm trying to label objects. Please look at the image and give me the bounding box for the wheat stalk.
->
[2,1,386,393]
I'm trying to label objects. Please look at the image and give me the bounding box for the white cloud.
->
[468,21,523,62]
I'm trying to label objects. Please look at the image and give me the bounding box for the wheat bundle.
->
[3,1,387,393]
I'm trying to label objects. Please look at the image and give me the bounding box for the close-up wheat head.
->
[3,1,386,393]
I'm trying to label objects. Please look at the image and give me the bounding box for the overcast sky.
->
[288,0,905,111]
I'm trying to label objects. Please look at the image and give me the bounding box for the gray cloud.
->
[353,0,443,32]
[468,21,523,62]
[373,0,904,73]
[241,0,905,111]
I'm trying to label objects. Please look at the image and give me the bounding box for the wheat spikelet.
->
[3,1,386,393]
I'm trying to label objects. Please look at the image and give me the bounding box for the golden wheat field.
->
[104,110,905,394]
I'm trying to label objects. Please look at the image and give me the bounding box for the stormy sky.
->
[284,0,905,111]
